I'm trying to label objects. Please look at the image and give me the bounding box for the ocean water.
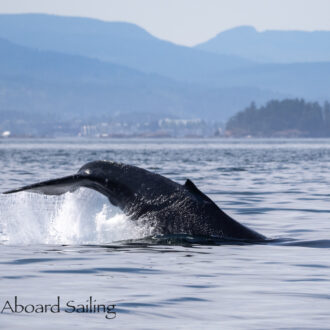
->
[1,138,330,329]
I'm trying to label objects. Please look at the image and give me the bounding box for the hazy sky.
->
[1,0,330,46]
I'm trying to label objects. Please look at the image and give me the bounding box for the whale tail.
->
[3,174,89,196]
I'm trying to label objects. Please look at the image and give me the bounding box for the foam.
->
[0,189,153,245]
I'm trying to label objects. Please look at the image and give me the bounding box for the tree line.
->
[226,99,330,137]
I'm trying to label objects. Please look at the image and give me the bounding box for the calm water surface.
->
[1,138,330,329]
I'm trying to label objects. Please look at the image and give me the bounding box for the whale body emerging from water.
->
[3,161,264,241]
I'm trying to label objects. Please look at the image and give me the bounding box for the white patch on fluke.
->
[0,188,154,245]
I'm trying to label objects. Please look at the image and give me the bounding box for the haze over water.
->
[1,138,330,329]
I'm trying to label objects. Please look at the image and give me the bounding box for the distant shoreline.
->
[2,136,330,140]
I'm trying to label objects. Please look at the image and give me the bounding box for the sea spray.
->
[0,188,153,245]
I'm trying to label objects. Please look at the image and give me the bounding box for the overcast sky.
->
[1,0,330,46]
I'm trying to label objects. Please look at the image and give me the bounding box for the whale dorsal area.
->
[184,179,214,205]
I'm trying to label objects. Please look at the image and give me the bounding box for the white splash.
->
[0,188,154,245]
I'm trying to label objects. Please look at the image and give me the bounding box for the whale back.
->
[3,160,264,241]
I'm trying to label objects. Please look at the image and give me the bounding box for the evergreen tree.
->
[226,99,330,137]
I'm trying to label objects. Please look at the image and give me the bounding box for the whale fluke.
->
[3,175,88,195]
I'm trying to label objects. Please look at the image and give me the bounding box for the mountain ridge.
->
[0,13,254,82]
[0,37,282,121]
[196,25,330,63]
[0,13,329,127]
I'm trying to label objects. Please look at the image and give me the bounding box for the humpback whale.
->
[3,161,264,241]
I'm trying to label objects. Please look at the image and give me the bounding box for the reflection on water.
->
[1,138,330,329]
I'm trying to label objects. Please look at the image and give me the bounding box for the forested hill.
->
[196,26,330,63]
[226,99,330,137]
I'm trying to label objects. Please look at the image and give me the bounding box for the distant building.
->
[1,131,11,138]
